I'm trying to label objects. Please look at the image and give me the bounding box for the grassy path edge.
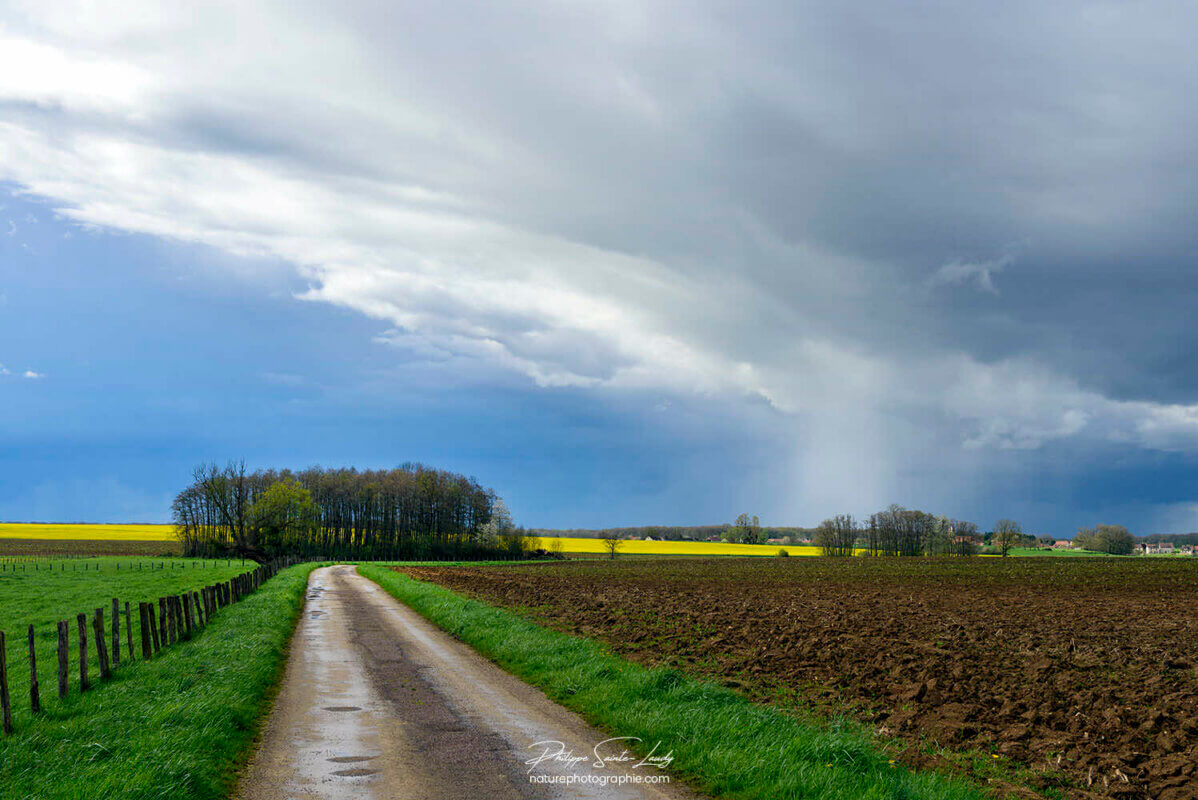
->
[357,564,994,800]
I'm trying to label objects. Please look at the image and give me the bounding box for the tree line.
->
[814,506,999,557]
[529,522,816,543]
[810,507,1147,557]
[173,462,538,562]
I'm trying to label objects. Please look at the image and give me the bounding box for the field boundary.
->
[0,556,302,735]
[357,564,991,800]
[0,562,322,800]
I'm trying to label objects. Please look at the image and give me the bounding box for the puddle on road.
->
[323,706,362,712]
[330,768,380,777]
[327,756,377,763]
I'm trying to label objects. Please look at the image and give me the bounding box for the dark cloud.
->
[3,0,1198,527]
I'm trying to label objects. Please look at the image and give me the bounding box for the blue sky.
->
[2,2,1198,534]
[0,189,787,525]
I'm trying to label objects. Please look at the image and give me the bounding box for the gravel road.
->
[235,565,702,800]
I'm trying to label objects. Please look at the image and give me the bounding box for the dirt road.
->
[235,565,701,800]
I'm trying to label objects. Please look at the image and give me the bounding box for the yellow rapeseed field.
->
[532,536,825,556]
[0,523,176,541]
[0,525,828,556]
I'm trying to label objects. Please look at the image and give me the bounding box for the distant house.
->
[1053,540,1072,549]
[1143,542,1175,554]
[766,537,787,545]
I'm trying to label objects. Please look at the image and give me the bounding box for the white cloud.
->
[0,33,154,114]
[22,370,44,379]
[929,255,1014,295]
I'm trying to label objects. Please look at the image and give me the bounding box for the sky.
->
[1,1,1197,534]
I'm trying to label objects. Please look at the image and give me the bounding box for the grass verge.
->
[0,557,253,729]
[0,562,320,800]
[357,564,994,800]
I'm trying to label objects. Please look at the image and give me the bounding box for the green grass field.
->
[1005,546,1107,557]
[0,557,256,733]
[358,564,989,800]
[0,561,319,800]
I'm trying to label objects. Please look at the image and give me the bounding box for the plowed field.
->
[403,558,1198,800]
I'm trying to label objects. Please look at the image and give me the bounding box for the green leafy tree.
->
[925,515,953,556]
[725,513,763,544]
[1093,524,1134,555]
[248,479,317,556]
[1074,526,1096,550]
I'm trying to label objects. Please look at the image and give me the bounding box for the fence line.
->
[0,555,301,736]
[0,558,251,572]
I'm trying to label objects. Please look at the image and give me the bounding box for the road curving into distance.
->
[235,565,702,800]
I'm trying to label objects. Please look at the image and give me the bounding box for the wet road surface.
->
[235,565,702,800]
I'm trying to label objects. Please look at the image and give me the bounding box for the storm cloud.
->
[3,0,1197,528]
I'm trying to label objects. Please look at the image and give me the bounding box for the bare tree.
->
[865,515,881,556]
[600,533,623,559]
[993,518,1023,557]
[815,514,857,557]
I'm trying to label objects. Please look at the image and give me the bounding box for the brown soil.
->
[402,558,1198,800]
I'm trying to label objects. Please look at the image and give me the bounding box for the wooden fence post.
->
[170,596,181,641]
[92,609,111,681]
[148,604,160,654]
[139,604,151,660]
[56,621,68,698]
[182,594,193,635]
[111,598,120,667]
[125,602,133,661]
[0,631,11,735]
[193,591,203,627]
[77,613,88,692]
[167,597,177,644]
[27,625,39,714]
[159,598,169,646]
